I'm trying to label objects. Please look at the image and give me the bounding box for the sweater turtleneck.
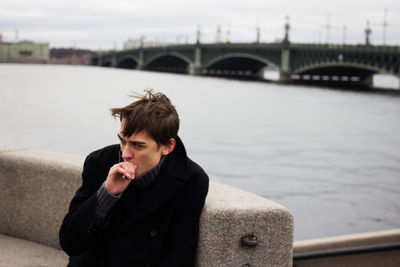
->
[130,156,166,189]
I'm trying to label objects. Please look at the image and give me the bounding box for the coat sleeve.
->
[157,161,209,267]
[59,154,106,256]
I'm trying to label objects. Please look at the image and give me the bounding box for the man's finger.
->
[116,166,132,179]
[120,162,137,179]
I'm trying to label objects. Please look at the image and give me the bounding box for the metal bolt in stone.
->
[241,234,258,247]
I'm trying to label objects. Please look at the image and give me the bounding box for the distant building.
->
[0,40,49,63]
[123,38,164,50]
[123,39,142,50]
[49,48,97,65]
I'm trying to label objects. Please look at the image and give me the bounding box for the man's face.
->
[118,121,166,177]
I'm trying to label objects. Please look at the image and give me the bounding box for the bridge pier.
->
[279,40,291,83]
[279,71,291,83]
[136,50,144,70]
[256,68,265,80]
[398,71,400,90]
[189,64,202,75]
[361,74,373,88]
[111,55,117,68]
[189,45,203,76]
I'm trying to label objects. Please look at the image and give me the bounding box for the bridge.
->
[92,40,400,88]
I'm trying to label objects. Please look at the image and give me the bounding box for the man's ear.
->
[162,138,176,155]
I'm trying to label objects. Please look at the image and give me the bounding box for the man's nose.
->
[122,146,133,160]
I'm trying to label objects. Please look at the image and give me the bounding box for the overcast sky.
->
[0,0,399,50]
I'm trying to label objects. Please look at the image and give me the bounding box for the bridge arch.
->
[144,52,192,73]
[203,53,278,79]
[291,62,395,86]
[204,53,278,69]
[116,55,139,69]
[294,62,393,76]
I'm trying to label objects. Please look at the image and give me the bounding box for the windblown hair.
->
[110,90,179,146]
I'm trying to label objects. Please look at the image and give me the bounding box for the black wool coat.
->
[59,137,209,267]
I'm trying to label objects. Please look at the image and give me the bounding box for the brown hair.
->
[110,90,179,146]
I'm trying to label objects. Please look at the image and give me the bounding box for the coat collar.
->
[118,136,189,224]
[163,136,189,183]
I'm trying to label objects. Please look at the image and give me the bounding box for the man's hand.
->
[104,162,137,195]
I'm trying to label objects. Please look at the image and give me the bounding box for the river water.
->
[1,63,399,241]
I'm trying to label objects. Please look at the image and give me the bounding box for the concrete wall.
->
[0,234,68,266]
[294,229,400,267]
[0,148,82,248]
[197,182,293,266]
[0,148,293,267]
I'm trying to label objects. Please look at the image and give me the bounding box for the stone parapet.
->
[0,148,83,248]
[0,233,68,266]
[198,182,293,266]
[294,229,400,267]
[0,148,293,266]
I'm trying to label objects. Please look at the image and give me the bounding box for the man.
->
[59,90,209,267]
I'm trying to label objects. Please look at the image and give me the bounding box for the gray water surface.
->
[1,63,399,240]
